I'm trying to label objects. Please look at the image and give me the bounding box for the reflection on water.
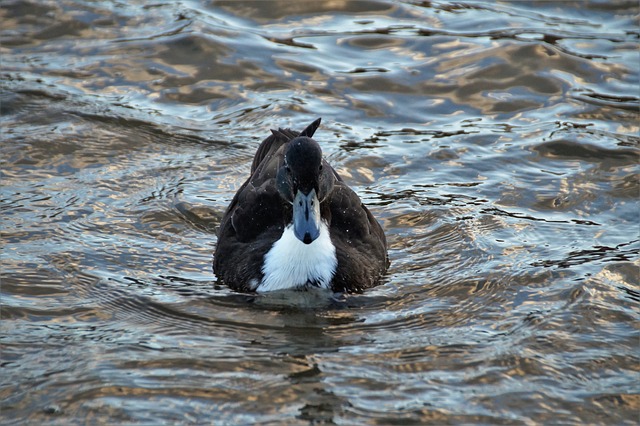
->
[2,0,639,424]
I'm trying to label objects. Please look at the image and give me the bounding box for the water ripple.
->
[2,0,639,424]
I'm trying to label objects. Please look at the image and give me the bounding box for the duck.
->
[213,118,388,293]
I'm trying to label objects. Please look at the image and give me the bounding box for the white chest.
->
[255,222,337,292]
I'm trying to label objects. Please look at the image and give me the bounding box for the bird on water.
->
[213,118,388,293]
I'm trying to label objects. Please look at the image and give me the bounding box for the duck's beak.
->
[292,189,321,244]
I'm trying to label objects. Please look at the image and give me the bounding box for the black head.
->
[277,137,334,201]
[276,120,335,244]
[284,137,322,191]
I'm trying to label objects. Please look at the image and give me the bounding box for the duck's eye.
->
[319,164,323,171]
[285,165,291,173]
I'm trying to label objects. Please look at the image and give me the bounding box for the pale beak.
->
[292,189,321,244]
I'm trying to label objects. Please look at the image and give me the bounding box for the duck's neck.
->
[255,221,337,292]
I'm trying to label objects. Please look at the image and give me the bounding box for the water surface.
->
[1,0,639,424]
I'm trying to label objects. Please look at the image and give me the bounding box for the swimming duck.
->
[213,118,388,293]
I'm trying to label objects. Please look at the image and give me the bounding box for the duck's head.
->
[277,124,334,245]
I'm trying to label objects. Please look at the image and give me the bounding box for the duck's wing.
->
[214,156,286,287]
[327,180,388,292]
[219,149,285,243]
[228,178,286,243]
[328,181,386,247]
[213,171,286,288]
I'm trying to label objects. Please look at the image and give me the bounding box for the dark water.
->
[2,1,639,424]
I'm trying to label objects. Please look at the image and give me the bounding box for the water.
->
[1,0,639,424]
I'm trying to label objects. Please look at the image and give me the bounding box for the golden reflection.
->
[212,0,393,23]
[427,43,573,114]
[3,1,639,424]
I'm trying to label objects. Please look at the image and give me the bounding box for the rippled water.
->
[2,1,639,424]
